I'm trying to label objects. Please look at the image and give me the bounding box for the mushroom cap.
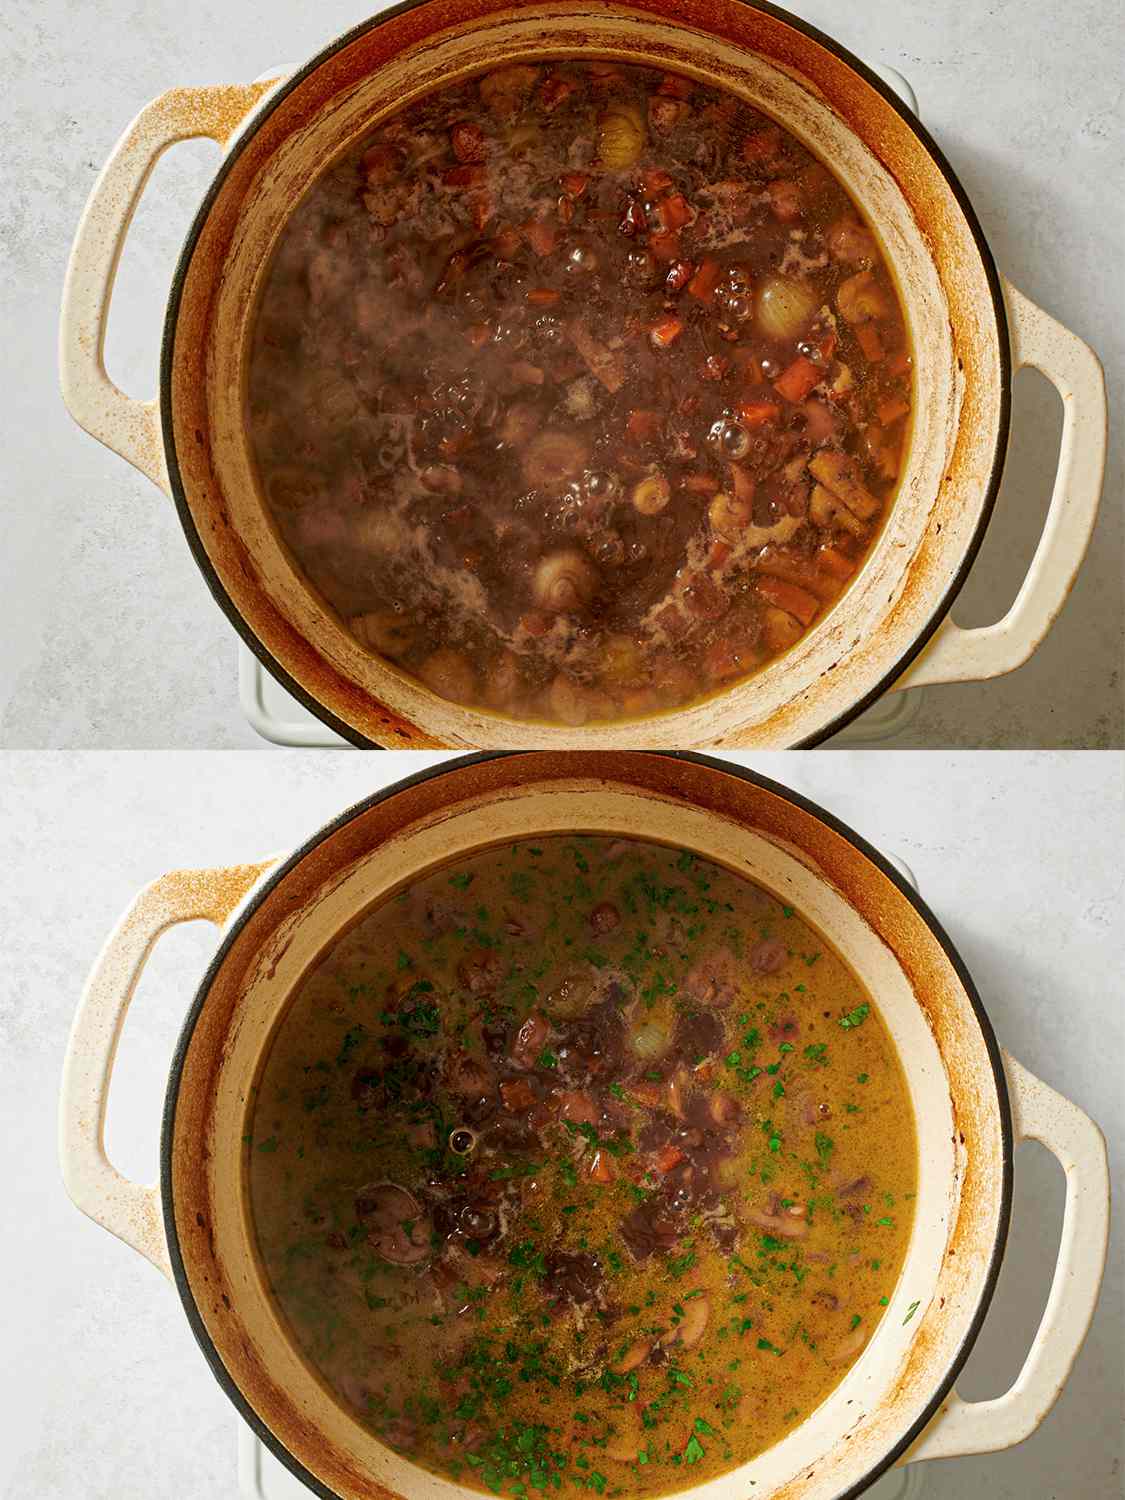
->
[355,1181,433,1265]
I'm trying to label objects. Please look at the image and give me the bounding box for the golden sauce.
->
[250,836,916,1496]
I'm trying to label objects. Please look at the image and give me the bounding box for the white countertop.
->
[1,0,1121,748]
[0,750,1120,1497]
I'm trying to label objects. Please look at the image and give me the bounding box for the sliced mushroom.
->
[610,1338,654,1374]
[825,1323,868,1366]
[510,1010,551,1069]
[349,609,414,658]
[808,449,880,521]
[836,270,891,326]
[661,1293,710,1350]
[418,647,476,704]
[355,1182,432,1265]
[810,482,867,537]
[747,1199,809,1240]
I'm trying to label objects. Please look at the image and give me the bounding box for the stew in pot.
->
[248,61,913,726]
[250,836,917,1495]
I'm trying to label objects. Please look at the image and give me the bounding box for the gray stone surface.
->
[0,750,1120,1497]
[2,0,1121,747]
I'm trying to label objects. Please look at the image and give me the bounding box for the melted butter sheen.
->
[250,837,916,1497]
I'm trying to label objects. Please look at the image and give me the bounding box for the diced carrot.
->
[450,121,486,163]
[757,575,821,627]
[855,322,885,363]
[492,224,522,260]
[466,323,491,348]
[589,1149,615,1184]
[766,178,801,222]
[657,192,692,231]
[687,256,721,304]
[737,399,781,427]
[654,1144,686,1174]
[741,125,781,163]
[708,539,733,570]
[877,394,910,425]
[500,1078,536,1112]
[522,217,557,256]
[657,72,694,99]
[526,287,560,306]
[886,349,913,377]
[560,171,589,198]
[817,545,857,581]
[665,259,694,293]
[650,316,684,349]
[703,640,745,681]
[443,163,487,188]
[626,409,662,443]
[647,230,681,263]
[815,329,838,362]
[774,355,824,404]
[557,195,575,225]
[629,1081,664,1109]
[682,472,721,494]
[642,168,675,194]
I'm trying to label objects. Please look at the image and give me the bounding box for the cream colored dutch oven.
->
[60,752,1108,1499]
[59,1,1107,748]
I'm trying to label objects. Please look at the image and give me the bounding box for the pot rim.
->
[160,749,1015,1500]
[158,0,1013,751]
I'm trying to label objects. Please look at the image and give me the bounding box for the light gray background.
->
[1,0,1122,747]
[0,751,1120,1497]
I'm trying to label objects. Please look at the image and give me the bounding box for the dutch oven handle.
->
[906,1051,1109,1462]
[894,280,1107,691]
[59,861,277,1279]
[59,83,277,494]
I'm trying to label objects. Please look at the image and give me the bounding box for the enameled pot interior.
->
[166,756,1008,1500]
[166,0,1005,748]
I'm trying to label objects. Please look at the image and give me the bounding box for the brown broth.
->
[250,836,916,1497]
[247,61,913,726]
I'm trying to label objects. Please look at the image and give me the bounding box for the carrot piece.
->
[708,539,733,570]
[682,472,721,494]
[648,230,682,263]
[737,400,781,427]
[526,287,561,306]
[522,217,557,256]
[657,192,692,231]
[642,168,675,194]
[589,1149,615,1184]
[817,545,857,581]
[774,355,824,404]
[500,1078,536,1111]
[654,1144,686,1174]
[443,164,487,188]
[886,349,912,377]
[855,322,885,363]
[560,171,590,198]
[629,1081,664,1109]
[741,125,781,163]
[650,316,684,349]
[757,575,821,627]
[491,224,522,260]
[626,409,662,443]
[687,256,721,304]
[876,394,910,425]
